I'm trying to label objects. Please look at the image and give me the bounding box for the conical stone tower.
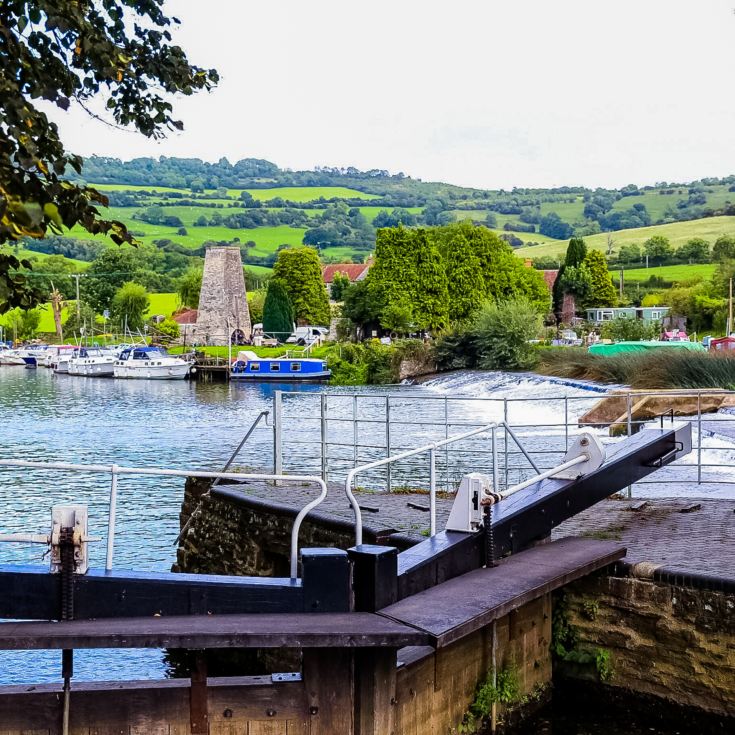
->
[194,246,251,345]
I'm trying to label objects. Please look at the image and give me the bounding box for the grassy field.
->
[146,293,180,317]
[1,246,89,269]
[516,216,735,259]
[93,182,378,202]
[614,263,716,283]
[234,186,378,202]
[83,210,308,257]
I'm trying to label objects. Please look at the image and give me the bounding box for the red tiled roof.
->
[322,263,370,283]
[173,308,198,325]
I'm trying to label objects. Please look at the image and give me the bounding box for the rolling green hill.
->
[515,216,735,259]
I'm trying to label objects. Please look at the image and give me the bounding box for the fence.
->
[272,388,735,495]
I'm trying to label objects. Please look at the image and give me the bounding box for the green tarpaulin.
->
[589,341,706,356]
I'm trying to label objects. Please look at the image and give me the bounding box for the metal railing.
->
[0,458,326,579]
[344,420,541,544]
[272,388,735,494]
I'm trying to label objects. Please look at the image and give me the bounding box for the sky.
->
[51,0,735,190]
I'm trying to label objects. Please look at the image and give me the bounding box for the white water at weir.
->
[419,370,735,498]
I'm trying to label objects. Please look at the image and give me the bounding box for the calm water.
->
[0,366,731,685]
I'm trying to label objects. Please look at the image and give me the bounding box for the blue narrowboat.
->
[230,350,331,382]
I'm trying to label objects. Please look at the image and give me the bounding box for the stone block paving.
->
[229,482,735,579]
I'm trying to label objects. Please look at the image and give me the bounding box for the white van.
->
[286,326,329,346]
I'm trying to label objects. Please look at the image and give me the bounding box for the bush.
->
[327,339,434,385]
[599,317,659,342]
[153,317,180,344]
[472,298,542,370]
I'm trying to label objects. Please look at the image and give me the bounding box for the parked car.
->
[286,326,329,347]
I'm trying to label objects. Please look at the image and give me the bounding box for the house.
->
[322,262,371,296]
[585,306,669,325]
[172,308,198,339]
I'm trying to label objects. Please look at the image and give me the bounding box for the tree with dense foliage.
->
[330,272,351,302]
[581,250,617,308]
[444,233,485,322]
[272,247,330,325]
[82,247,137,313]
[539,212,573,240]
[644,235,673,265]
[434,222,549,311]
[472,298,542,370]
[1,306,41,341]
[411,230,449,331]
[247,289,266,325]
[340,279,381,336]
[712,235,735,262]
[24,254,77,299]
[617,243,642,265]
[565,237,588,267]
[367,227,420,330]
[262,279,295,339]
[0,0,218,311]
[111,282,149,333]
[177,268,203,309]
[553,237,588,318]
[677,238,709,263]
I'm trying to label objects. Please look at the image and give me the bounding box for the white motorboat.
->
[113,345,191,380]
[18,345,49,368]
[0,348,25,366]
[43,345,78,373]
[67,347,117,377]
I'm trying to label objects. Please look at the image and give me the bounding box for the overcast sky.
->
[52,0,735,190]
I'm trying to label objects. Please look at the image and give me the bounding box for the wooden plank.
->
[354,649,396,735]
[0,613,429,651]
[303,648,353,735]
[248,722,288,735]
[381,537,624,647]
[0,677,309,734]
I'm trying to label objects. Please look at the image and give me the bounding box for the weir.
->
[0,418,701,734]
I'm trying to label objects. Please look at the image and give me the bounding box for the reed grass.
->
[537,347,735,389]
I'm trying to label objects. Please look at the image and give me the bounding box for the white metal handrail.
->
[345,422,507,544]
[0,459,325,579]
[274,388,735,492]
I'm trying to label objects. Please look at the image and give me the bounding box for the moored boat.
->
[19,345,49,368]
[42,345,78,372]
[68,346,117,377]
[113,346,191,380]
[230,350,331,382]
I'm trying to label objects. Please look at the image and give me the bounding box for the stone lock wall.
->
[394,595,552,735]
[176,479,369,578]
[560,573,735,718]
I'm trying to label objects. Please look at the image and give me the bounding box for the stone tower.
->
[194,247,251,345]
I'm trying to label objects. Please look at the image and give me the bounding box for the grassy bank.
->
[537,347,735,389]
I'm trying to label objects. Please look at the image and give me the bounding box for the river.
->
[0,366,732,686]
